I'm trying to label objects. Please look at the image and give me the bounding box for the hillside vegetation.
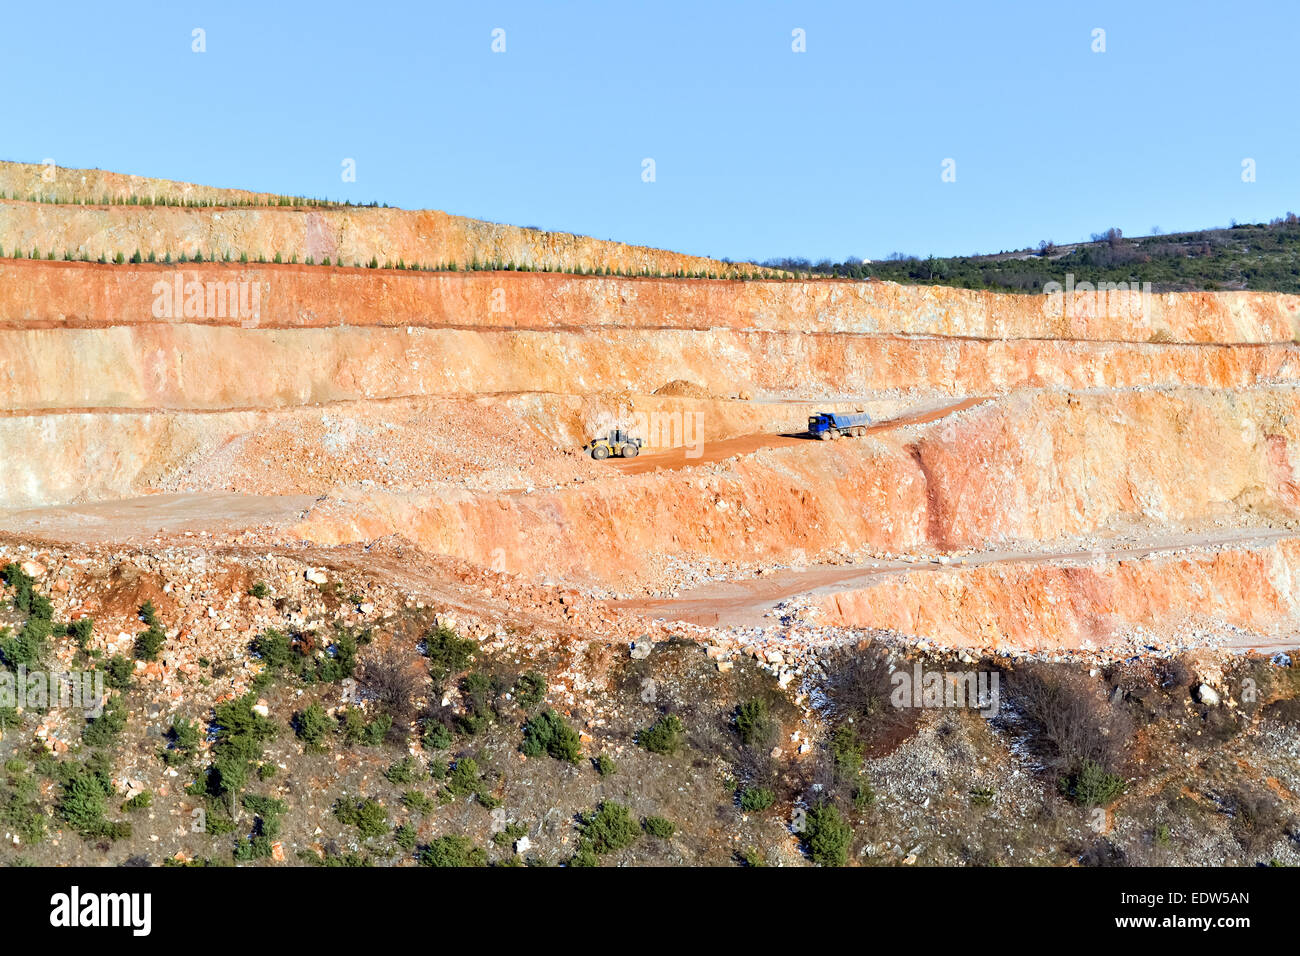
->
[767,215,1300,294]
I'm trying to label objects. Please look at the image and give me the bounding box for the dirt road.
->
[608,396,989,475]
[0,492,319,544]
[612,527,1300,638]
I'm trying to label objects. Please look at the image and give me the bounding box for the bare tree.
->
[820,644,919,755]
[1007,664,1131,773]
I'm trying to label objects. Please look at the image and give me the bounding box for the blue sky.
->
[3,0,1297,262]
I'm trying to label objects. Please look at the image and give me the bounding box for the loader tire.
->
[622,443,639,458]
[592,445,609,460]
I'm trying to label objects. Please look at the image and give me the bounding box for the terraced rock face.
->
[3,165,1300,657]
[0,161,741,277]
[815,534,1300,651]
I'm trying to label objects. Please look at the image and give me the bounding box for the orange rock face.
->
[267,388,1300,589]
[5,167,1300,655]
[816,538,1300,651]
[2,259,1297,342]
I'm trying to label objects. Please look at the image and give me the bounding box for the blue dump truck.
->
[807,410,872,440]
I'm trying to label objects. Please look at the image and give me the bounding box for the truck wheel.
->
[592,445,609,460]
[622,443,639,458]
[818,431,832,441]
[830,429,841,440]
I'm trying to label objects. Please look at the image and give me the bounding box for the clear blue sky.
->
[4,0,1297,262]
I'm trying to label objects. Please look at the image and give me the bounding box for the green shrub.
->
[803,802,852,866]
[1060,760,1125,807]
[256,625,369,685]
[456,670,502,735]
[423,624,476,683]
[315,626,370,684]
[492,820,527,846]
[568,843,600,867]
[853,783,877,811]
[0,563,35,613]
[579,801,639,855]
[1,616,50,670]
[57,768,109,836]
[422,720,452,751]
[736,698,775,746]
[82,694,127,747]
[57,758,129,840]
[594,754,617,777]
[68,617,94,652]
[247,581,270,599]
[208,693,277,798]
[385,756,420,784]
[739,786,775,812]
[0,763,47,845]
[242,794,286,823]
[334,796,388,839]
[830,726,864,778]
[446,757,483,797]
[419,834,486,867]
[393,823,417,851]
[135,624,165,661]
[642,815,676,839]
[515,671,546,709]
[251,628,293,669]
[161,718,200,766]
[234,795,287,860]
[401,790,435,814]
[294,702,331,752]
[103,655,133,690]
[521,707,582,762]
[340,706,390,746]
[639,714,685,755]
[122,791,153,812]
[28,593,53,623]
[139,600,159,627]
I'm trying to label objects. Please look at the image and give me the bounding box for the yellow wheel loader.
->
[584,428,643,460]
